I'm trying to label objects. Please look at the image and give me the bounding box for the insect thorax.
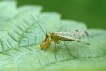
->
[50,33,62,44]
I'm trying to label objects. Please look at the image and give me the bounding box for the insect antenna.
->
[30,14,46,36]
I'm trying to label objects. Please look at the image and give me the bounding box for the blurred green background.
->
[18,0,106,29]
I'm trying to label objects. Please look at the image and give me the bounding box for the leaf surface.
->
[0,1,106,71]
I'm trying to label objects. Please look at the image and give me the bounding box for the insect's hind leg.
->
[64,41,76,59]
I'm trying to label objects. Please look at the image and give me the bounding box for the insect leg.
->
[44,39,51,51]
[64,41,76,58]
[55,43,57,59]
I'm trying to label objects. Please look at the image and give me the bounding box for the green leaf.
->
[0,1,106,71]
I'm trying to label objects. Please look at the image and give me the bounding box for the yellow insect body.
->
[40,31,90,50]
[31,15,90,58]
[40,35,51,50]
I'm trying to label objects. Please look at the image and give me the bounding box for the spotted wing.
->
[54,30,89,37]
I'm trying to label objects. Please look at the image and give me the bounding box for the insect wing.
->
[54,30,89,38]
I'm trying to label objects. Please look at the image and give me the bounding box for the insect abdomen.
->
[59,35,90,45]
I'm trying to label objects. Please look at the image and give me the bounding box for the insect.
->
[31,15,90,59]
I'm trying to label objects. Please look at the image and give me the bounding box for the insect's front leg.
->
[40,38,51,51]
[44,40,51,51]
